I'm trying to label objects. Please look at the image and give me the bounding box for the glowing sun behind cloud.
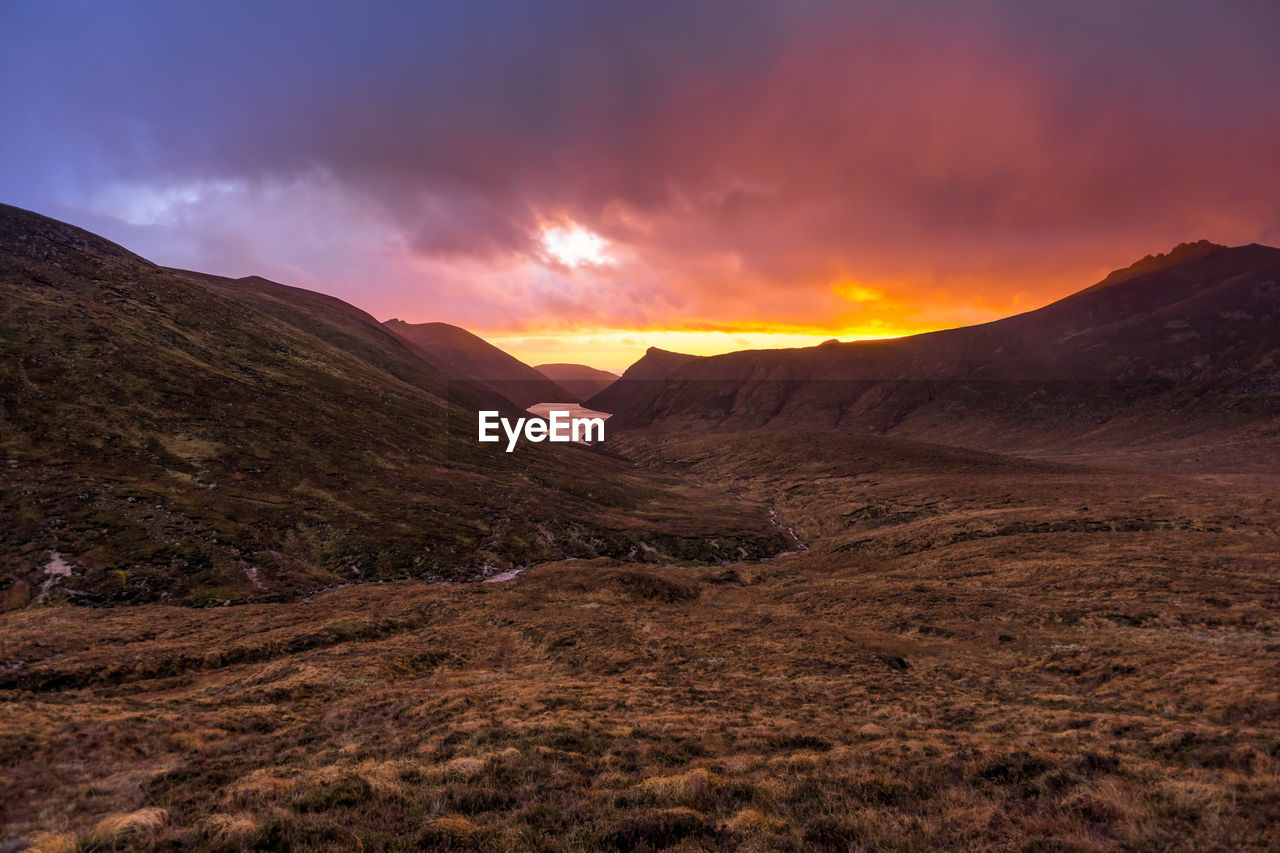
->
[541,224,610,267]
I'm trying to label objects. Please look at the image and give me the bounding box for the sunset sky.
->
[4,1,1279,372]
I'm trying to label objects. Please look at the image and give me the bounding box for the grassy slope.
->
[2,430,1277,849]
[2,208,1276,848]
[0,205,785,606]
[384,320,581,409]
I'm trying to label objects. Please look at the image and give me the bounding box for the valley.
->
[3,431,1277,850]
[2,206,1278,850]
[6,4,1280,849]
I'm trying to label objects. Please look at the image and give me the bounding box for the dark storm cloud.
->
[3,0,1280,335]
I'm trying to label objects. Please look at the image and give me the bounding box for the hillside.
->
[3,207,1278,849]
[535,362,618,400]
[169,270,453,401]
[0,204,787,608]
[588,346,700,413]
[4,425,1278,849]
[385,319,578,409]
[170,272,529,418]
[590,242,1280,464]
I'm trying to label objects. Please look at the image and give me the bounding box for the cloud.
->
[3,0,1279,346]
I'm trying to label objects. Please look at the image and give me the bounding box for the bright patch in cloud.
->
[833,281,885,303]
[94,179,241,226]
[540,224,610,267]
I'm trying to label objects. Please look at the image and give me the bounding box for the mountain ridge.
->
[589,241,1280,463]
[384,319,579,409]
[0,203,787,607]
[535,362,618,400]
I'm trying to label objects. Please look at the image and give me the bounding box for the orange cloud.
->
[25,2,1279,372]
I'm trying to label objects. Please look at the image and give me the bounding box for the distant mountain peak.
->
[1097,239,1228,289]
[591,238,1280,438]
[535,363,618,400]
[534,362,618,378]
[384,318,579,408]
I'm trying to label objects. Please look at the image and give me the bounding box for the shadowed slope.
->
[385,319,579,409]
[0,204,787,607]
[592,243,1280,466]
[170,270,452,399]
[535,363,618,400]
[171,270,526,417]
[587,347,699,413]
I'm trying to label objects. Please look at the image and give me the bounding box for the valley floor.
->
[2,432,1279,851]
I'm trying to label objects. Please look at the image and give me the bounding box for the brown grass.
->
[2,431,1279,849]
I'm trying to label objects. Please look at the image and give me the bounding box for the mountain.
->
[0,204,787,608]
[168,272,527,419]
[591,242,1280,460]
[534,362,618,400]
[587,347,700,413]
[384,319,578,409]
[170,270,452,399]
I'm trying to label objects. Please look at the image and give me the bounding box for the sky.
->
[3,1,1279,372]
